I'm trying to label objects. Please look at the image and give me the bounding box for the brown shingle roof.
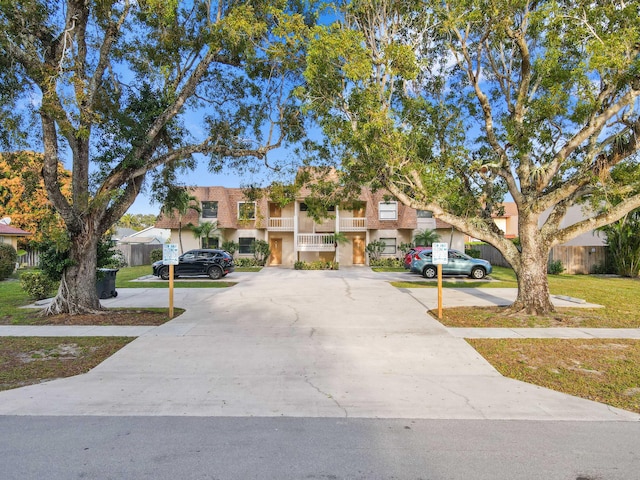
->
[0,224,32,236]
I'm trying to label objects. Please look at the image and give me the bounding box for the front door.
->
[353,236,365,265]
[269,203,281,218]
[269,237,282,265]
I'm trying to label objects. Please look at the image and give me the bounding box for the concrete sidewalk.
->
[0,268,637,421]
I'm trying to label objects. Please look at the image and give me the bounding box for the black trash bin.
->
[96,268,119,299]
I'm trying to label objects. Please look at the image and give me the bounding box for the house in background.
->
[155,183,466,267]
[118,226,171,245]
[0,222,32,250]
[465,202,519,243]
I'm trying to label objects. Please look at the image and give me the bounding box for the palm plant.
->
[161,188,201,253]
[413,228,440,247]
[192,221,220,249]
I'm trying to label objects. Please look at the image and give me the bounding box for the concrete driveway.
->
[0,268,637,420]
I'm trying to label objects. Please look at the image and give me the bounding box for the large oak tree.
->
[304,0,640,315]
[1,0,313,314]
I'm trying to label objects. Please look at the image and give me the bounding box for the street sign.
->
[432,242,449,264]
[162,244,179,265]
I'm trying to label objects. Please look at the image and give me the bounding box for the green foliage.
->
[37,237,122,281]
[398,242,414,257]
[413,229,440,247]
[222,240,239,256]
[366,241,386,261]
[465,247,481,258]
[234,257,267,268]
[303,0,640,315]
[599,209,640,278]
[369,258,403,268]
[547,260,565,275]
[0,244,17,280]
[251,239,271,266]
[150,249,163,263]
[294,260,338,270]
[37,241,74,282]
[19,271,55,300]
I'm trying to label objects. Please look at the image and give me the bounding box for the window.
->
[379,202,398,220]
[202,236,219,249]
[379,237,396,255]
[239,237,255,255]
[201,201,218,218]
[238,202,256,220]
[417,210,433,218]
[299,202,308,211]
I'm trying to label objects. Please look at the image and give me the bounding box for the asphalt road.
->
[2,416,638,479]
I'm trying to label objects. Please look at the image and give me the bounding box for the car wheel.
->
[159,266,170,280]
[208,266,222,280]
[470,267,486,279]
[422,266,437,279]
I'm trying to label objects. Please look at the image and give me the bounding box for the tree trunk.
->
[511,255,555,315]
[508,217,555,315]
[44,232,102,315]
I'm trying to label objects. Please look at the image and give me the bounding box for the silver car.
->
[410,248,492,279]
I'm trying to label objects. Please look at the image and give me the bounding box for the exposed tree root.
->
[502,300,556,317]
[42,275,104,316]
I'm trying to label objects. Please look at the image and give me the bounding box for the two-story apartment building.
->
[155,185,465,267]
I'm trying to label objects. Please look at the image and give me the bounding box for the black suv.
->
[152,249,235,280]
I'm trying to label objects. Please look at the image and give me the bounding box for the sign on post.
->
[432,243,449,264]
[162,244,179,318]
[162,244,179,265]
[431,243,448,319]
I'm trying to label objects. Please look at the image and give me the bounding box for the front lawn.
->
[394,268,640,328]
[469,338,640,414]
[0,337,134,391]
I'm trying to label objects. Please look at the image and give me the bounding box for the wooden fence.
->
[471,244,609,274]
[115,244,162,267]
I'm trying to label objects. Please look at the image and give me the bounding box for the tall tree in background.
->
[161,187,200,253]
[0,151,70,245]
[1,0,314,314]
[305,0,640,315]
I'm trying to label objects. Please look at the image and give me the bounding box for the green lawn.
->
[469,338,640,414]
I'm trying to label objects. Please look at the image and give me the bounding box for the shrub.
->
[222,240,238,256]
[548,259,565,275]
[370,258,403,268]
[235,257,260,267]
[20,271,56,300]
[251,239,270,266]
[366,241,385,261]
[465,247,481,258]
[38,240,74,281]
[106,249,128,268]
[150,249,163,263]
[591,257,616,275]
[398,242,413,257]
[0,244,18,280]
[294,260,338,270]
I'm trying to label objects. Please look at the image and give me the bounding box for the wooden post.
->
[437,263,443,320]
[169,264,174,319]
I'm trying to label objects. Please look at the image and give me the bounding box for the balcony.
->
[297,234,335,252]
[339,217,367,231]
[268,217,294,231]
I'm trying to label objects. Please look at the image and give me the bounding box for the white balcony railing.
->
[297,234,335,251]
[339,217,367,231]
[268,217,294,231]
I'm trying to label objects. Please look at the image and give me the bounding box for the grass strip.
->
[468,338,640,413]
[0,337,134,391]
